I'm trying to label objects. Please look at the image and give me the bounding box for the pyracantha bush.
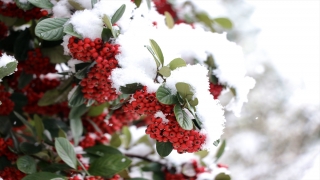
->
[0,0,255,179]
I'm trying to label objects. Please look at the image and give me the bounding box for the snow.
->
[67,58,83,73]
[0,53,16,68]
[51,0,72,18]
[70,9,103,40]
[154,111,169,123]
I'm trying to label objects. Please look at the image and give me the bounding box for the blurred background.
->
[215,0,319,179]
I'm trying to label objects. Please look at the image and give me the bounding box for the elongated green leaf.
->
[158,66,171,77]
[54,137,77,169]
[110,133,122,148]
[122,126,131,149]
[28,0,53,9]
[84,145,121,157]
[149,39,164,67]
[35,18,69,41]
[215,140,226,162]
[145,45,160,68]
[13,111,35,135]
[164,11,174,29]
[70,118,83,146]
[173,105,193,130]
[63,23,82,39]
[69,104,89,119]
[38,86,72,106]
[102,14,115,37]
[0,14,17,26]
[213,18,233,29]
[175,82,194,99]
[22,172,65,180]
[215,173,231,180]
[156,141,173,157]
[156,85,178,105]
[111,4,126,24]
[68,0,85,10]
[17,156,36,174]
[68,86,86,107]
[14,0,33,10]
[134,0,142,7]
[34,114,44,142]
[89,154,131,177]
[101,28,112,42]
[0,61,17,79]
[120,83,143,94]
[196,12,215,32]
[169,58,186,70]
[18,72,33,89]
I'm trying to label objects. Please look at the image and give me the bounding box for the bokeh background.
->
[213,0,319,179]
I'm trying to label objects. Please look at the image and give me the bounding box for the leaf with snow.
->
[102,15,115,37]
[0,61,17,79]
[156,85,178,105]
[150,39,164,67]
[63,23,82,39]
[120,83,143,94]
[158,66,171,77]
[68,0,85,10]
[169,58,186,70]
[35,18,69,41]
[213,18,233,29]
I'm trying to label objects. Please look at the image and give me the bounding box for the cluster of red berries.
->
[209,83,224,99]
[146,113,206,153]
[164,160,206,180]
[0,2,48,21]
[68,37,120,62]
[0,138,18,162]
[152,0,177,19]
[0,21,8,39]
[78,133,109,149]
[80,56,119,103]
[123,86,172,116]
[22,77,70,116]
[22,48,56,76]
[0,167,25,180]
[0,85,14,116]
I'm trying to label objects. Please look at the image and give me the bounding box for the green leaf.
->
[146,0,151,10]
[28,0,53,9]
[58,128,67,138]
[215,173,231,180]
[110,133,122,148]
[91,0,97,8]
[35,18,69,41]
[0,14,17,26]
[41,45,71,64]
[145,45,160,68]
[43,118,68,138]
[102,14,115,37]
[101,28,113,42]
[122,126,131,149]
[111,4,126,24]
[13,111,35,135]
[0,61,17,79]
[173,105,193,130]
[38,87,72,106]
[213,139,220,146]
[141,162,162,172]
[158,66,171,77]
[22,172,65,180]
[194,150,209,159]
[85,145,122,157]
[18,72,33,89]
[175,82,194,99]
[68,0,85,10]
[133,0,142,7]
[70,118,83,146]
[156,85,178,105]
[89,154,131,177]
[63,23,82,39]
[196,12,215,32]
[215,139,226,162]
[14,28,31,60]
[149,39,164,67]
[41,163,71,173]
[230,87,236,96]
[188,98,198,107]
[74,62,96,80]
[134,134,152,147]
[54,137,77,169]
[120,83,143,94]
[87,102,108,117]
[68,86,86,107]
[14,0,33,10]
[156,141,173,157]
[69,104,89,119]
[205,54,216,69]
[164,11,174,29]
[17,155,36,174]
[213,18,233,29]
[169,58,186,70]
[34,114,44,142]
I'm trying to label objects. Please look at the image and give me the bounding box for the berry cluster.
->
[164,160,206,180]
[0,2,48,21]
[146,114,206,153]
[22,48,57,76]
[123,86,172,116]
[0,86,14,116]
[68,37,120,62]
[0,21,8,39]
[0,167,25,180]
[209,83,224,99]
[80,56,119,103]
[0,138,18,162]
[78,133,109,149]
